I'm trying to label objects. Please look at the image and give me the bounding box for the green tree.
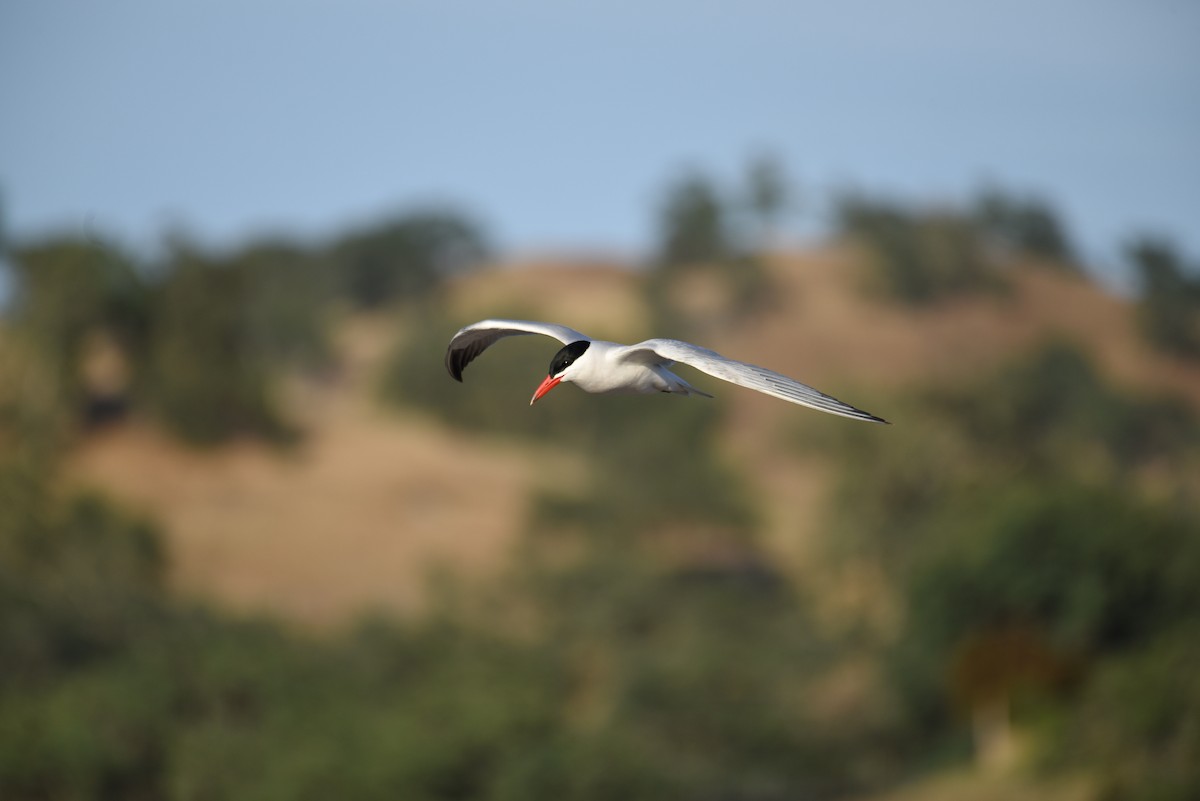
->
[146,246,298,445]
[899,482,1200,774]
[1129,237,1200,358]
[926,340,1199,476]
[231,240,336,369]
[1066,630,1200,801]
[810,341,1200,778]
[836,194,999,305]
[974,187,1077,267]
[7,237,150,418]
[649,169,772,329]
[331,210,489,309]
[653,171,729,271]
[745,152,791,248]
[0,467,167,688]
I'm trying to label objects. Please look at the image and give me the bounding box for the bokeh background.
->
[2,3,1199,800]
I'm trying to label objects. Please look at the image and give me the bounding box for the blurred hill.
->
[4,182,1199,799]
[59,246,1200,625]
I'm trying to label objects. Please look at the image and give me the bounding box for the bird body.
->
[445,318,888,424]
[553,338,713,397]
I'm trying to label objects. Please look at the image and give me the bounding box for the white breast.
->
[568,341,670,395]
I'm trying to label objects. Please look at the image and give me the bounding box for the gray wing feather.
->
[621,338,888,423]
[445,319,591,381]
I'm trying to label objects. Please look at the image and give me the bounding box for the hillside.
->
[64,247,1200,626]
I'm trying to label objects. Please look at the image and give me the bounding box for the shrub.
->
[1129,237,1200,358]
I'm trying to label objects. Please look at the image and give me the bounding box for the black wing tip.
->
[858,409,890,424]
[445,349,466,382]
[833,404,888,424]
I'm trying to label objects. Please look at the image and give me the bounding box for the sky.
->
[2,1,1198,285]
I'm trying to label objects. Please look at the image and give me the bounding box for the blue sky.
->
[2,1,1197,283]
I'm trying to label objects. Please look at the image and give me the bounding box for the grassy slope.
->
[64,248,1200,626]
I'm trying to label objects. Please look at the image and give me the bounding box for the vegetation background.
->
[2,167,1199,800]
[2,4,1199,799]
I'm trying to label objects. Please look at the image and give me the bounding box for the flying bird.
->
[445,319,888,424]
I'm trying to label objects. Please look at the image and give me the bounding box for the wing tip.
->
[846,406,889,424]
[444,349,466,382]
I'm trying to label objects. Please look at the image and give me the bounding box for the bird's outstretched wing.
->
[445,319,591,382]
[620,338,888,423]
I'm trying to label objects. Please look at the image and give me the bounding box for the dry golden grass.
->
[68,412,535,627]
[67,309,544,626]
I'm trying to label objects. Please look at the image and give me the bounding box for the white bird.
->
[445,319,889,424]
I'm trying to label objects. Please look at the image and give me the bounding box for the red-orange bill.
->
[530,375,561,405]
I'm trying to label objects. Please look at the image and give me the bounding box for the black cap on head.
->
[548,341,590,377]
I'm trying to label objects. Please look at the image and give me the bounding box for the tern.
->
[445,319,888,424]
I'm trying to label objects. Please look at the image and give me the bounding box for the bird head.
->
[531,341,590,405]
